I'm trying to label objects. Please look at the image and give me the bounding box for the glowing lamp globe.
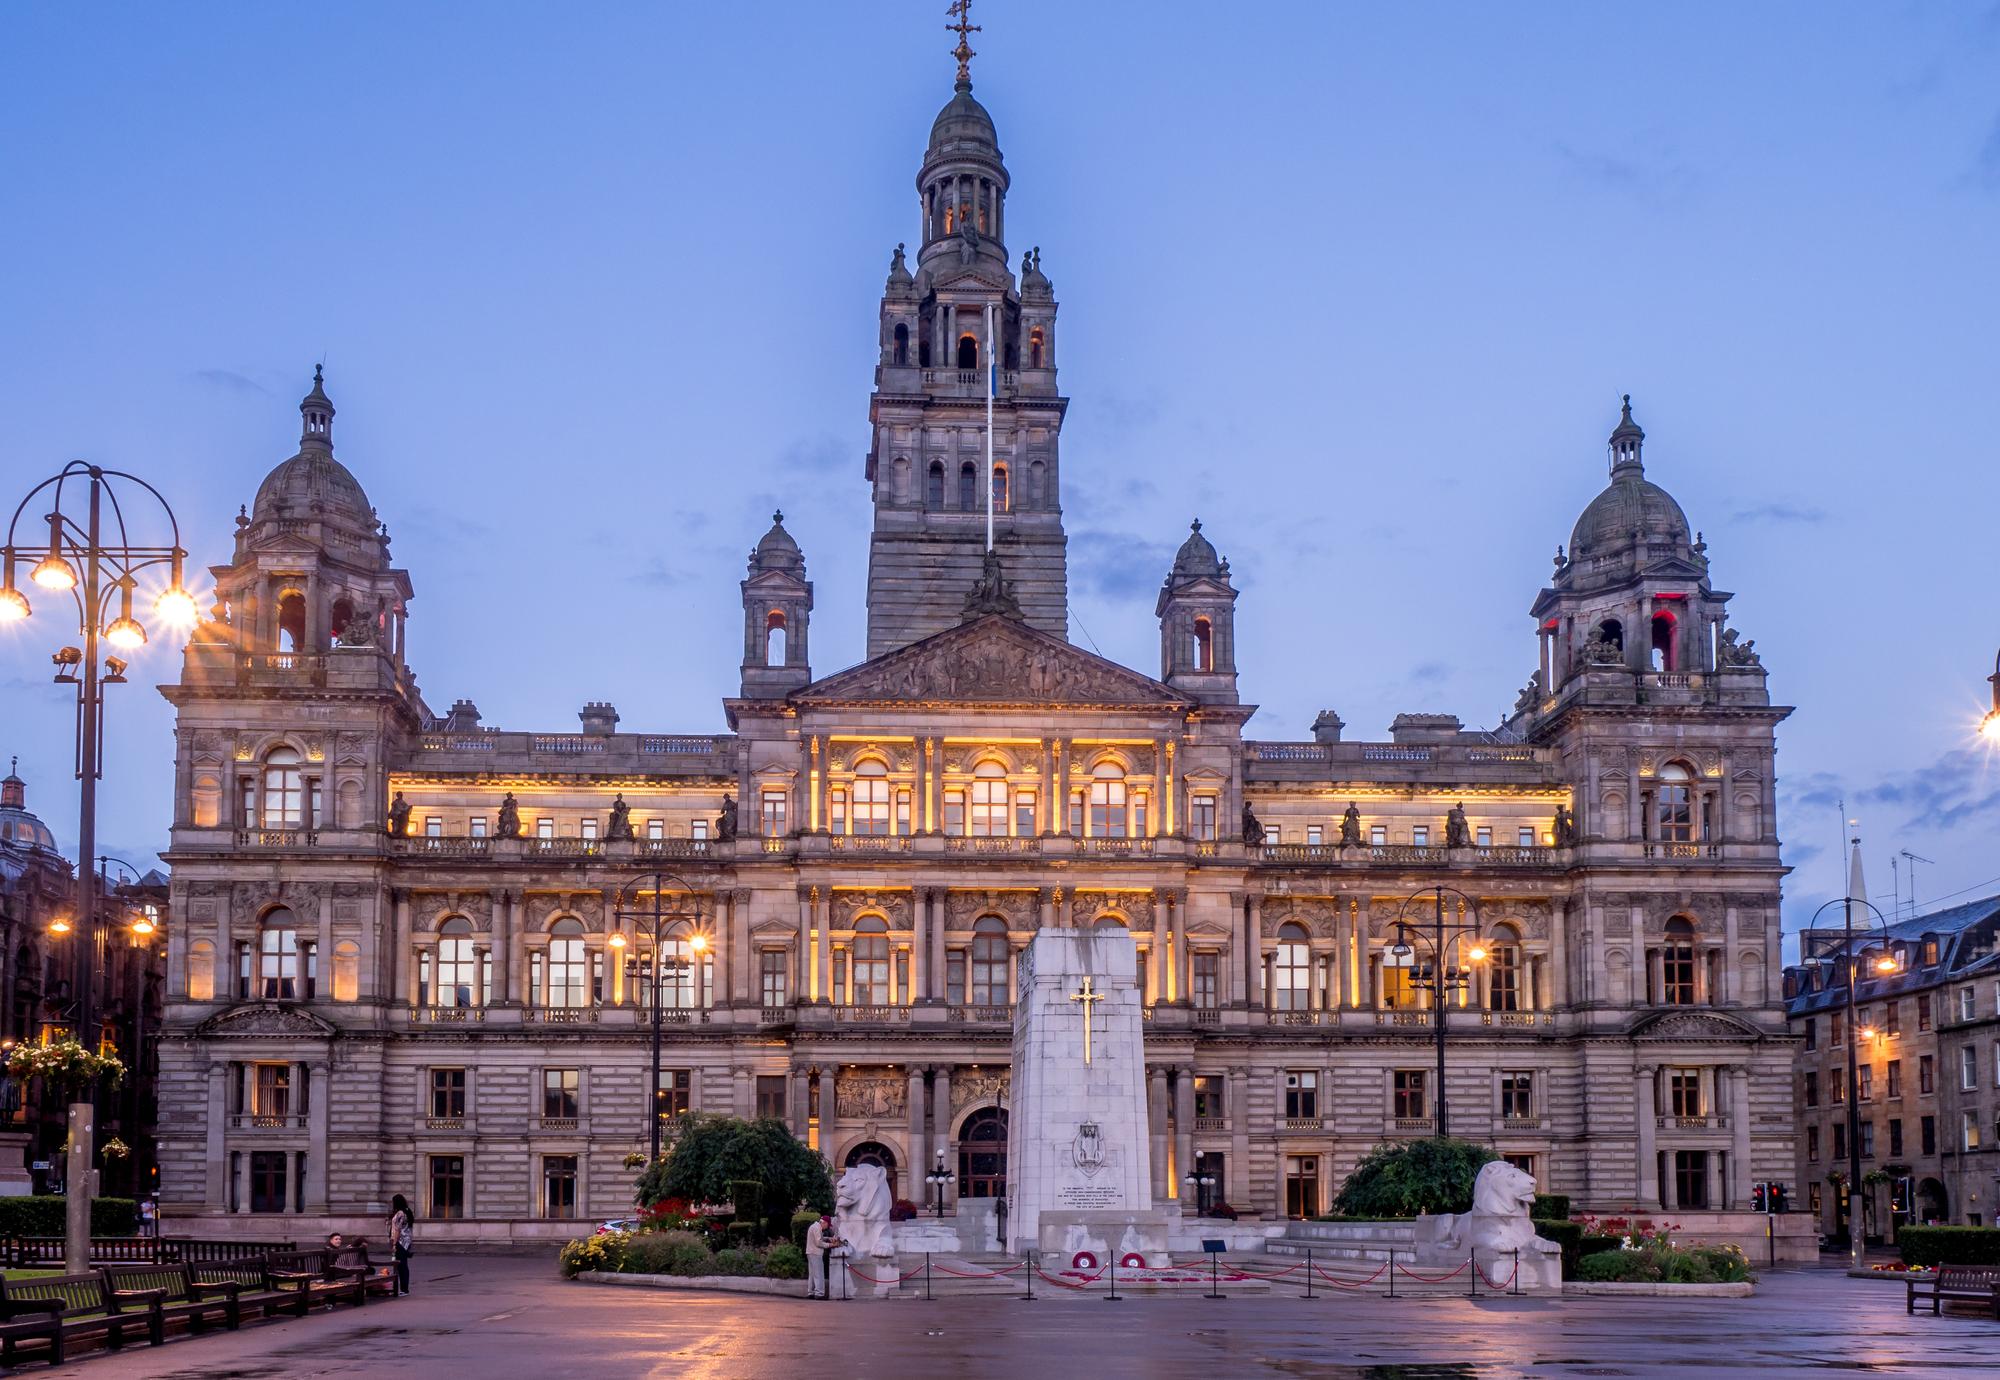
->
[0,586,28,622]
[155,585,198,627]
[105,615,148,650]
[31,554,76,591]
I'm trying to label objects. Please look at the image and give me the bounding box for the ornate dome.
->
[1171,520,1224,578]
[1566,397,1691,558]
[928,80,1000,160]
[250,368,375,532]
[0,761,58,855]
[751,511,803,572]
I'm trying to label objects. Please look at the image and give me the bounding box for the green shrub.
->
[724,1221,760,1251]
[1531,1194,1570,1222]
[1898,1226,2000,1268]
[1574,1242,1751,1284]
[558,1233,628,1278]
[727,1180,764,1221]
[1331,1139,1498,1219]
[620,1229,713,1277]
[1533,1219,1583,1278]
[1578,1235,1621,1266]
[637,1115,833,1217]
[791,1209,823,1252]
[765,1243,807,1279]
[0,1196,138,1237]
[710,1247,764,1277]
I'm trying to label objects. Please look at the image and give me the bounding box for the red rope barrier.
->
[1475,1258,1520,1290]
[1309,1260,1388,1289]
[1224,1260,1304,1280]
[933,1261,1026,1280]
[1032,1266,1093,1290]
[1392,1260,1469,1285]
[843,1262,927,1285]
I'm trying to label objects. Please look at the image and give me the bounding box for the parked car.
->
[597,1217,645,1235]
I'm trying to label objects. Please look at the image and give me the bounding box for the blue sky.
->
[2,3,1998,947]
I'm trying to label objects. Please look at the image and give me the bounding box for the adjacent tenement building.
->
[154,60,1798,1245]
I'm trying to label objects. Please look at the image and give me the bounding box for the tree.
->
[635,1114,833,1218]
[1331,1137,1498,1218]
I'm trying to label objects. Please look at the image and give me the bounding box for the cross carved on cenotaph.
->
[1067,975,1105,1065]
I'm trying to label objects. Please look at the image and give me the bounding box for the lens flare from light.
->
[0,587,28,622]
[105,616,148,650]
[155,586,198,627]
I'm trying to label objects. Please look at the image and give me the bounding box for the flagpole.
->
[984,301,996,552]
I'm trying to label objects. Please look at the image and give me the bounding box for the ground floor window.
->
[959,1107,1008,1199]
[659,1068,692,1122]
[543,1155,578,1219]
[429,1154,466,1219]
[249,1151,289,1214]
[755,1074,787,1121]
[1502,1152,1537,1185]
[1673,1150,1708,1209]
[1285,1155,1320,1218]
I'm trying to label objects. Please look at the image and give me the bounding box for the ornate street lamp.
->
[1981,649,2000,741]
[925,1147,956,1218]
[4,462,192,1273]
[610,871,707,1164]
[1181,1151,1218,1218]
[1808,890,1900,1273]
[1389,885,1487,1139]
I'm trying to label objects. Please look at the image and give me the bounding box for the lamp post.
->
[3,463,193,1273]
[1809,891,1899,1272]
[610,871,706,1165]
[1389,885,1486,1139]
[1182,1151,1217,1218]
[925,1148,955,1218]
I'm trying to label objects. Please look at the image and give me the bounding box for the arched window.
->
[186,938,216,1002]
[991,464,1009,513]
[1650,611,1676,672]
[927,461,946,509]
[277,590,306,654]
[649,924,700,1009]
[1272,922,1311,1011]
[957,335,979,370]
[261,748,303,829]
[329,597,354,644]
[851,916,890,1005]
[970,761,1009,837]
[851,759,891,836]
[1027,460,1046,508]
[958,462,977,511]
[970,916,1009,1005]
[1662,917,1696,1005]
[1092,914,1127,931]
[1029,328,1044,369]
[1486,923,1522,1012]
[547,918,587,1009]
[1595,618,1623,654]
[765,610,787,667]
[958,1106,1007,1198]
[893,323,909,366]
[258,909,299,1000]
[331,939,360,1002]
[1193,617,1214,672]
[845,1141,899,1200]
[437,917,477,1008]
[892,456,910,503]
[1089,762,1128,838]
[1655,762,1696,844]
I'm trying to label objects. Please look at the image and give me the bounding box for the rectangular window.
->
[249,1151,289,1214]
[1014,791,1036,836]
[1306,824,1323,846]
[542,1069,579,1120]
[1803,1071,1818,1107]
[1830,1067,1845,1103]
[946,949,967,1005]
[1920,1055,1935,1095]
[1193,1075,1224,1122]
[469,815,487,838]
[1922,1115,1937,1155]
[1500,1071,1534,1120]
[1284,1070,1318,1120]
[1370,825,1387,846]
[1673,1151,1709,1210]
[430,1068,467,1120]
[1806,1125,1819,1162]
[1669,1068,1703,1118]
[1411,825,1430,846]
[1803,1017,1817,1051]
[690,817,709,841]
[536,816,555,839]
[424,816,443,837]
[1261,823,1280,845]
[428,1155,465,1219]
[1994,1041,2000,1086]
[251,1063,292,1120]
[1393,1069,1428,1120]
[755,1074,787,1121]
[1885,1001,1901,1037]
[1962,1046,1978,1091]
[759,950,787,1007]
[1961,986,1978,1022]
[896,789,912,836]
[1518,826,1536,847]
[238,777,256,825]
[580,817,598,840]
[1886,1061,1901,1100]
[1918,994,1932,1031]
[944,790,965,836]
[1476,826,1492,848]
[1830,1010,1844,1045]
[1284,1155,1320,1218]
[543,1155,578,1219]
[1192,952,1219,1009]
[1889,1118,1904,1157]
[1134,792,1149,837]
[647,818,664,841]
[1190,796,1216,842]
[1965,1111,1982,1152]
[1069,790,1085,835]
[1859,1065,1873,1102]
[1833,1122,1847,1159]
[1860,1121,1875,1157]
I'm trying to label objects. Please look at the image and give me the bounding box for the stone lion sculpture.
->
[834,1162,893,1262]
[1413,1161,1561,1287]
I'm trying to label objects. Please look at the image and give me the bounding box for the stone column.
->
[1037,888,1055,934]
[1245,896,1264,1008]
[790,1064,813,1139]
[1040,739,1056,834]
[1729,1064,1752,1208]
[491,890,511,1003]
[911,894,928,1002]
[314,889,332,994]
[1168,892,1187,1004]
[1721,906,1739,1005]
[796,888,814,1002]
[907,1067,927,1178]
[933,1065,953,1171]
[1149,899,1168,1005]
[731,889,752,1004]
[1636,1065,1659,1209]
[733,1067,752,1119]
[814,888,832,1004]
[1149,738,1166,837]
[507,891,527,1005]
[1148,1067,1169,1202]
[1173,1068,1195,1201]
[392,890,413,1007]
[1056,738,1073,833]
[1356,897,1375,1009]
[205,1063,227,1209]
[1228,893,1248,1006]
[306,1059,331,1210]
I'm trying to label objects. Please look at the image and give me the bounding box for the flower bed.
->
[559,1228,805,1282]
[1568,1218,1751,1286]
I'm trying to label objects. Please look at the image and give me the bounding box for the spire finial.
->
[1190,518,1202,533]
[946,0,980,86]
[772,509,784,525]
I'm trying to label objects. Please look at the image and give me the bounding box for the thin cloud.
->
[776,434,849,475]
[193,368,270,396]
[1978,112,2000,190]
[1730,502,1826,526]
[1409,661,1450,685]
[1070,529,1175,600]
[1551,140,1697,207]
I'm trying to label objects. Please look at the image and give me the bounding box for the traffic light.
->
[1751,1182,1768,1213]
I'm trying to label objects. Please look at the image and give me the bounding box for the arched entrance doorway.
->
[844,1141,899,1200]
[958,1107,1008,1199]
[1917,1178,1948,1225]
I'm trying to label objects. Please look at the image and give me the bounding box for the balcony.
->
[234,829,319,850]
[827,836,909,854]
[528,1007,601,1024]
[1281,1115,1323,1132]
[1258,843,1561,868]
[947,1005,1013,1023]
[1657,1114,1728,1130]
[538,1116,585,1134]
[1194,1116,1226,1133]
[526,838,601,858]
[228,1114,305,1130]
[1376,1011,1431,1028]
[944,837,1040,855]
[408,1006,485,1023]
[399,836,491,857]
[1080,838,1155,857]
[1391,1116,1436,1135]
[1480,1012,1553,1029]
[1500,1113,1545,1130]
[1193,1008,1222,1026]
[834,1005,913,1023]
[1642,842,1721,861]
[637,838,719,860]
[237,652,327,686]
[420,1116,473,1134]
[1270,1010,1337,1027]
[759,1006,795,1026]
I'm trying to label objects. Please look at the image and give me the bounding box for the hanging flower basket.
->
[621,1151,647,1171]
[5,1040,125,1101]
[100,1137,130,1162]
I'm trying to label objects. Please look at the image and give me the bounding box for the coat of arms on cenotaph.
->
[1071,1121,1107,1177]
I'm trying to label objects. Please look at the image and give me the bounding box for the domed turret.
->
[0,758,59,856]
[741,511,813,697]
[1170,519,1225,579]
[1566,396,1691,560]
[752,510,804,573]
[1157,520,1240,704]
[250,366,376,534]
[928,79,1000,162]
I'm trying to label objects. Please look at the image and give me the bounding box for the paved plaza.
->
[64,1254,2000,1380]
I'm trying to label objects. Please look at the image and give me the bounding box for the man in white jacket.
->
[804,1214,834,1299]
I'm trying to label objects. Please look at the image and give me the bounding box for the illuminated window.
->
[1272,924,1310,1011]
[1089,764,1128,838]
[760,790,788,837]
[546,919,587,1008]
[944,790,966,836]
[258,911,300,1000]
[1655,762,1696,843]
[187,939,215,1002]
[970,762,1009,837]
[851,761,891,836]
[851,917,891,1005]
[991,464,1009,512]
[1189,795,1216,841]
[1193,618,1213,671]
[261,748,303,829]
[1487,924,1522,1011]
[1662,917,1696,1004]
[970,917,1009,1005]
[436,918,478,1008]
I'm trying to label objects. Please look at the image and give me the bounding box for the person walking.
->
[804,1213,835,1300]
[389,1194,414,1296]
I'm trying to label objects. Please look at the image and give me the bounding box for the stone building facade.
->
[154,64,1798,1244]
[1786,896,2000,1239]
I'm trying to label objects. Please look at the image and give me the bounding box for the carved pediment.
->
[196,1003,338,1039]
[1627,1009,1762,1043]
[795,615,1189,710]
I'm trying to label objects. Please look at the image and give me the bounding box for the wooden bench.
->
[265,1248,367,1309]
[103,1261,246,1333]
[1908,1263,2000,1318]
[0,1271,163,1367]
[190,1258,312,1321]
[328,1242,399,1299]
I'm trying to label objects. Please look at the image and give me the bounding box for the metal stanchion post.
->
[924,1252,933,1302]
[1105,1254,1121,1302]
[1388,1248,1396,1298]
[1208,1251,1224,1300]
[1511,1248,1520,1296]
[1305,1247,1314,1300]
[1468,1247,1477,1298]
[1021,1249,1034,1302]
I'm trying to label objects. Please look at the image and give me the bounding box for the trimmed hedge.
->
[1531,1194,1570,1222]
[1532,1219,1621,1279]
[1331,1138,1498,1218]
[790,1209,822,1252]
[0,1196,138,1237]
[1575,1242,1751,1284]
[1897,1226,2000,1269]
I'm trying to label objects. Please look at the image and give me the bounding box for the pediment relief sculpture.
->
[795,615,1187,709]
[197,1003,338,1039]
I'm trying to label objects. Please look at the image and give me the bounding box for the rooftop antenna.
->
[1901,850,1936,917]
[1890,855,1902,921]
